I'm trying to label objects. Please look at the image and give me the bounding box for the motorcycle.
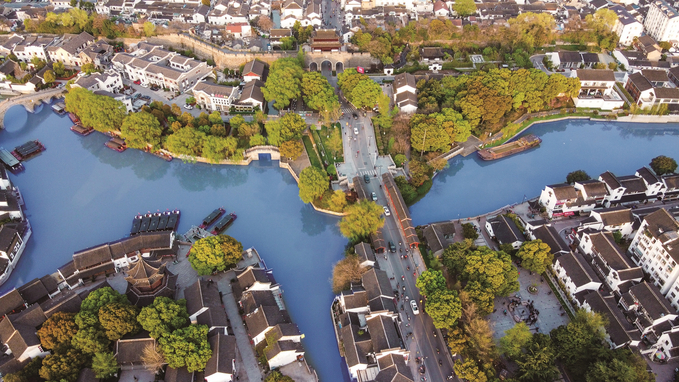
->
[401,275,405,281]
[436,348,439,354]
[439,360,442,367]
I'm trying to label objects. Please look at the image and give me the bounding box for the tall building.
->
[644,0,679,43]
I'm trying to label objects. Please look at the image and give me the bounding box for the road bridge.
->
[0,88,66,129]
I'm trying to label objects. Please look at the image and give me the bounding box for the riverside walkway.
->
[0,88,66,128]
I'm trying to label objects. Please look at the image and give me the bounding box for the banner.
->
[357,66,365,74]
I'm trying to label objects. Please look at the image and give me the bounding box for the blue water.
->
[3,105,679,381]
[0,105,346,381]
[411,120,679,224]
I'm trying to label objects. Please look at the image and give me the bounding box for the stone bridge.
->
[0,88,66,128]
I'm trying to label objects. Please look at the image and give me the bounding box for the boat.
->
[70,124,94,136]
[165,210,180,231]
[12,140,45,161]
[130,215,142,235]
[477,134,542,161]
[0,148,23,173]
[200,208,225,229]
[51,102,66,115]
[139,214,151,233]
[105,137,127,152]
[152,151,173,162]
[211,213,237,235]
[157,213,169,230]
[149,213,160,231]
[68,113,80,124]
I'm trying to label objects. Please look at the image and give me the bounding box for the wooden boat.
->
[149,213,160,231]
[477,134,542,161]
[165,210,180,231]
[157,213,169,230]
[68,113,80,124]
[200,208,225,229]
[139,214,151,233]
[0,148,23,173]
[12,140,45,161]
[152,151,173,162]
[51,102,66,115]
[130,215,142,235]
[105,137,127,152]
[211,213,237,235]
[70,124,93,136]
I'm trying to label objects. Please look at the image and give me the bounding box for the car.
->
[141,83,149,88]
[133,80,141,85]
[353,127,359,135]
[388,241,396,253]
[383,206,390,216]
[364,174,370,184]
[352,113,358,120]
[183,104,193,110]
[371,192,377,201]
[410,300,420,315]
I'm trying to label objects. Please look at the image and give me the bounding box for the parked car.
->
[371,192,377,201]
[183,104,193,110]
[133,80,141,85]
[383,206,390,216]
[410,300,419,315]
[389,241,396,253]
[364,174,370,184]
[141,83,148,88]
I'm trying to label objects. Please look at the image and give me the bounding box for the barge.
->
[152,151,173,162]
[200,208,225,229]
[211,213,236,235]
[131,210,180,235]
[105,137,127,152]
[0,148,23,173]
[70,124,93,136]
[477,134,542,161]
[68,113,80,124]
[12,140,45,161]
[51,102,66,115]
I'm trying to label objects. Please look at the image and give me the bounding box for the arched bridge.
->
[0,88,66,129]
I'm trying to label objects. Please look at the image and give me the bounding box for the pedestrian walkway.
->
[341,105,357,115]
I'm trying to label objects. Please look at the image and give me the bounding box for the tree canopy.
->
[39,348,87,382]
[566,169,591,184]
[189,234,244,275]
[298,166,329,203]
[499,322,532,360]
[91,352,119,379]
[37,312,78,351]
[158,325,212,372]
[138,297,189,339]
[121,111,163,149]
[64,87,126,133]
[99,302,141,340]
[416,269,447,297]
[338,200,385,240]
[301,71,340,121]
[263,58,304,109]
[650,155,677,175]
[516,240,553,274]
[338,69,382,110]
[426,289,462,328]
[453,0,476,16]
[166,127,206,158]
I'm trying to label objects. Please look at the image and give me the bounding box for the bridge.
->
[0,88,66,128]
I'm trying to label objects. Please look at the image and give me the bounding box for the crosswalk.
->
[341,106,357,115]
[356,169,379,177]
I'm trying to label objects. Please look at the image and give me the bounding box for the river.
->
[2,105,679,381]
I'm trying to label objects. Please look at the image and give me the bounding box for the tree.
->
[238,121,261,140]
[206,111,221,125]
[279,112,307,141]
[426,289,462,328]
[37,312,78,351]
[189,234,244,275]
[332,255,367,293]
[99,302,141,340]
[416,269,447,297]
[461,223,478,240]
[71,326,110,354]
[585,350,654,382]
[141,343,166,373]
[280,140,304,160]
[91,352,119,379]
[229,114,246,131]
[257,15,274,31]
[65,87,126,133]
[298,166,328,203]
[143,21,155,37]
[516,240,553,274]
[280,36,295,51]
[265,371,295,382]
[453,0,476,16]
[166,127,206,158]
[326,127,343,157]
[43,69,55,84]
[566,169,591,184]
[202,136,238,163]
[3,356,42,382]
[350,79,382,110]
[158,325,213,372]
[52,61,65,76]
[211,124,226,137]
[516,334,558,382]
[138,297,189,339]
[78,287,129,318]
[328,189,347,212]
[551,310,607,377]
[81,63,97,74]
[39,348,87,382]
[650,155,677,175]
[201,0,210,5]
[31,56,45,71]
[262,58,304,109]
[410,114,451,153]
[339,200,385,240]
[500,322,532,360]
[454,359,487,382]
[250,134,267,147]
[121,111,163,149]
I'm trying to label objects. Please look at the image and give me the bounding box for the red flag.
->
[357,66,365,74]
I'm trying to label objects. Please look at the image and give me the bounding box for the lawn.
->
[317,124,344,164]
[302,135,323,169]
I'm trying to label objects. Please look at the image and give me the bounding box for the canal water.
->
[3,104,679,381]
[411,120,679,225]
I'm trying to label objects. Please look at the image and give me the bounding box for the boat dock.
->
[180,225,214,244]
[130,210,180,235]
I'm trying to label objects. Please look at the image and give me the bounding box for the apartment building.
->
[644,0,679,43]
[610,5,643,46]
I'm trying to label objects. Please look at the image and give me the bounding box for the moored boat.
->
[0,148,23,173]
[68,113,80,124]
[166,210,180,231]
[477,134,542,161]
[70,124,93,136]
[157,213,169,230]
[149,213,160,231]
[52,102,66,115]
[139,214,151,233]
[12,140,45,161]
[105,137,127,152]
[211,213,237,235]
[200,208,225,229]
[130,215,142,235]
[152,151,173,162]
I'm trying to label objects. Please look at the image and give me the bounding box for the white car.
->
[141,83,149,88]
[183,104,193,110]
[353,127,359,135]
[410,300,419,315]
[383,206,391,216]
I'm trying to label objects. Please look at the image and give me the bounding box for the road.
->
[321,0,343,30]
[323,69,457,381]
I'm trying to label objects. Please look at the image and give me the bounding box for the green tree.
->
[250,134,267,146]
[189,234,244,275]
[265,370,295,382]
[71,326,110,354]
[202,136,238,163]
[64,87,126,133]
[499,322,532,360]
[328,189,348,212]
[39,348,87,382]
[121,111,163,149]
[516,240,553,274]
[43,69,55,84]
[298,166,329,203]
[143,21,155,36]
[208,111,223,125]
[566,169,591,184]
[278,112,307,141]
[265,120,282,146]
[158,325,212,372]
[326,127,343,157]
[650,155,677,175]
[516,334,558,382]
[53,61,66,76]
[454,359,487,382]
[280,36,295,50]
[166,127,206,158]
[37,312,78,351]
[585,349,654,382]
[138,297,189,339]
[78,287,129,319]
[416,269,447,297]
[228,115,245,131]
[99,302,141,340]
[81,62,97,74]
[453,0,476,16]
[91,352,119,379]
[3,356,42,382]
[279,140,304,160]
[410,114,451,153]
[339,200,385,240]
[262,58,304,109]
[551,310,607,378]
[461,223,479,240]
[238,121,261,140]
[350,79,382,110]
[426,289,462,329]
